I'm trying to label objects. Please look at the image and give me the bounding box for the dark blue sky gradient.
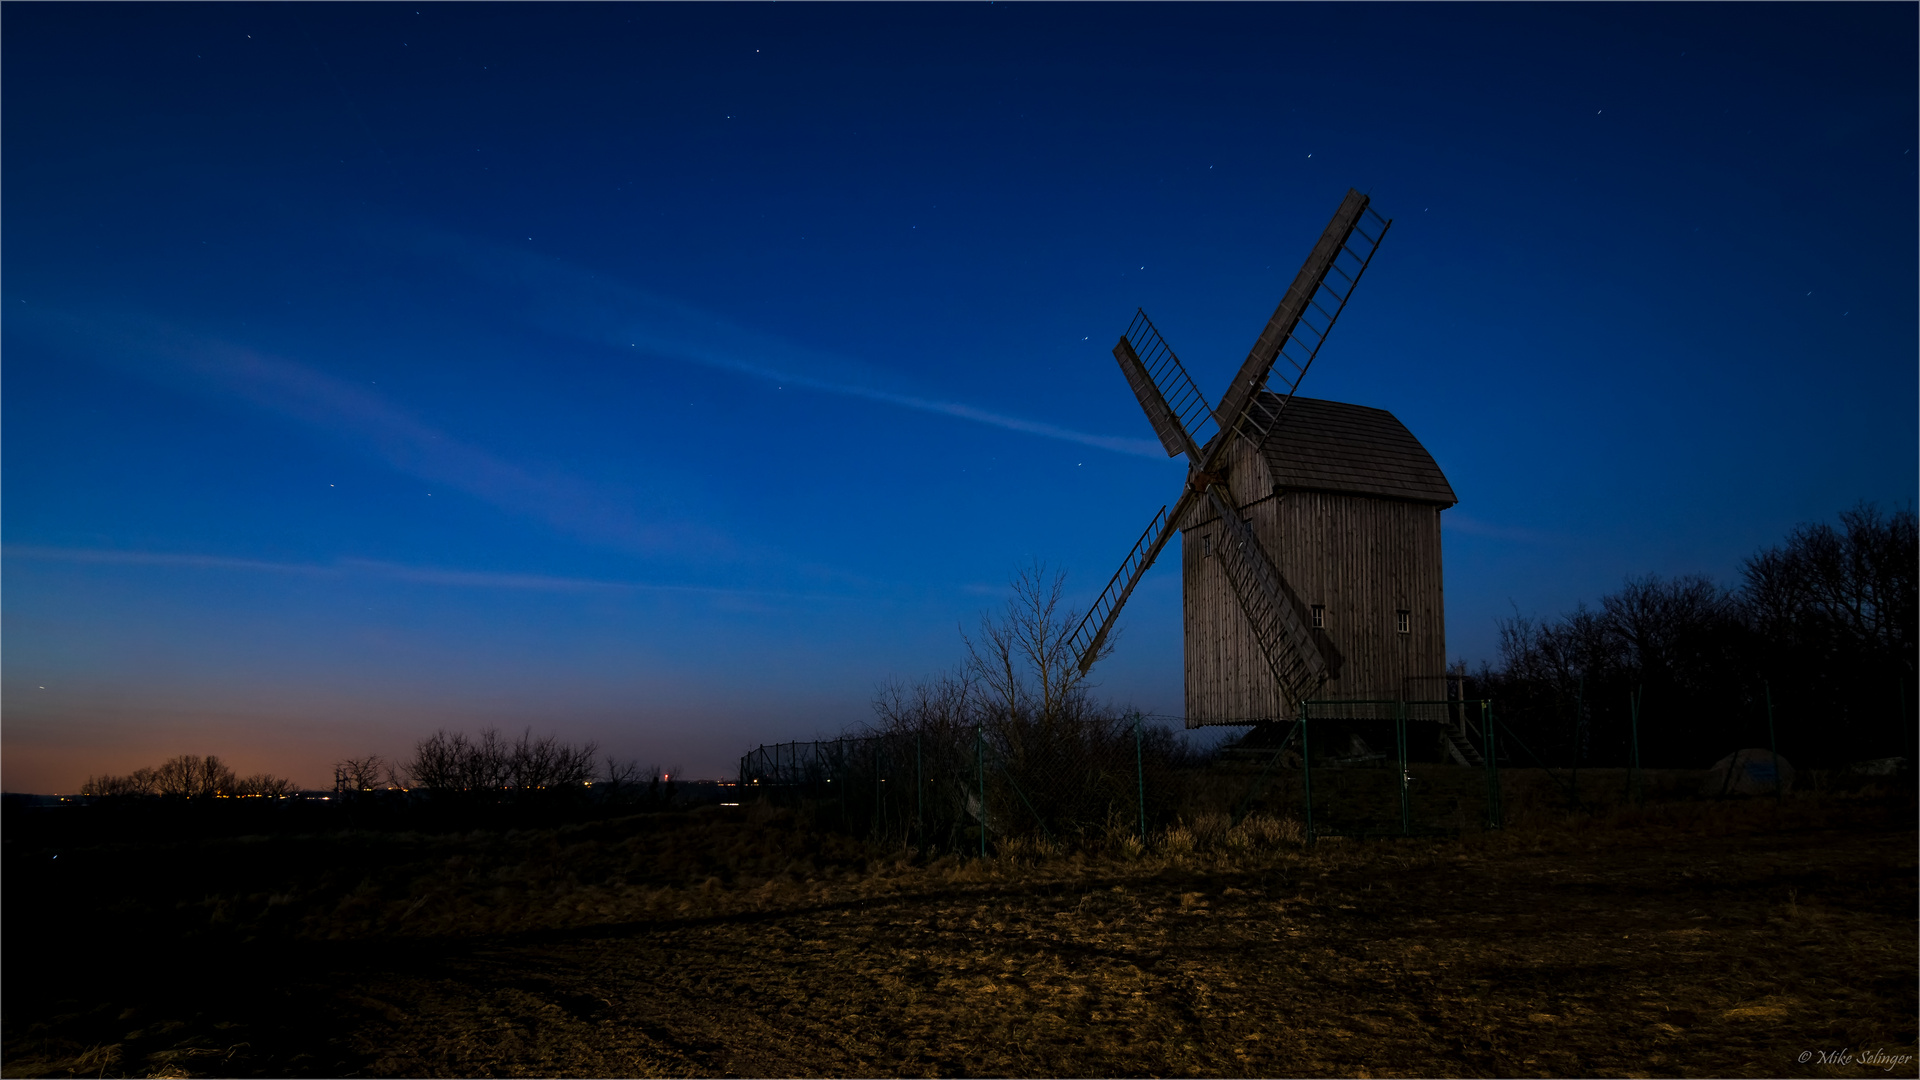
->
[5,3,1914,791]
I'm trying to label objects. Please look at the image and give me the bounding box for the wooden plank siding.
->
[1182,411,1451,726]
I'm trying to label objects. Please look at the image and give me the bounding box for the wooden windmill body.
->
[1070,189,1457,727]
[1180,394,1455,724]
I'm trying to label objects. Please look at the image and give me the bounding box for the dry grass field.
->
[4,787,1913,1078]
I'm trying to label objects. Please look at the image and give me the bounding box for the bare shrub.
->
[83,760,286,799]
[406,730,468,792]
[81,767,158,797]
[871,671,977,737]
[602,756,650,788]
[233,774,298,798]
[1162,824,1195,855]
[334,755,394,794]
[1235,812,1303,848]
[401,726,598,797]
[1188,812,1231,851]
[504,728,598,789]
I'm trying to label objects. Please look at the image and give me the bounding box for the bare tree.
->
[153,755,236,798]
[962,561,1106,727]
[81,768,158,797]
[467,728,511,790]
[505,728,598,790]
[404,730,466,791]
[402,726,599,795]
[602,756,650,787]
[333,755,391,794]
[1743,502,1916,667]
[232,774,298,798]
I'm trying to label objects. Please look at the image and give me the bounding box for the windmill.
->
[1070,189,1456,726]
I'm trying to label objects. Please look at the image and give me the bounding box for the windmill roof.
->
[1256,394,1456,506]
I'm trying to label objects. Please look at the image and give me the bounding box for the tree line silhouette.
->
[329,727,671,806]
[81,755,297,799]
[1477,503,1915,770]
[79,727,678,819]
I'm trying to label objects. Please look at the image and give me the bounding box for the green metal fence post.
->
[1570,675,1585,808]
[1133,712,1147,843]
[1396,700,1410,836]
[976,722,987,858]
[1301,709,1315,845]
[1482,700,1503,830]
[1627,686,1643,806]
[1764,680,1781,807]
[1902,673,1913,768]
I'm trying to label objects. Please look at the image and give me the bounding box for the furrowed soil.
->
[4,795,1913,1078]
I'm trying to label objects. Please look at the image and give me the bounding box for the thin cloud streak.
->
[2,544,834,600]
[402,228,1167,458]
[1441,513,1555,544]
[9,306,740,561]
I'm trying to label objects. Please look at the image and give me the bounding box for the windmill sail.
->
[1068,502,1177,674]
[1114,309,1217,459]
[1201,485,1329,704]
[1215,190,1391,451]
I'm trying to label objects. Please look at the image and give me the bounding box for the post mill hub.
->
[1070,189,1457,726]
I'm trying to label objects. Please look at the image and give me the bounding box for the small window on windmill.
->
[1310,604,1324,628]
[1201,534,1213,558]
[1396,609,1411,634]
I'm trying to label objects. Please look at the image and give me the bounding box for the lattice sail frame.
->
[1230,202,1391,448]
[1114,309,1218,460]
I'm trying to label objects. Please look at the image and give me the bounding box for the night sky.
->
[5,3,1913,792]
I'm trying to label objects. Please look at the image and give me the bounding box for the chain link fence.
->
[738,708,1512,852]
[738,716,1200,854]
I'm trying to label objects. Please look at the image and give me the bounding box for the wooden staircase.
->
[1439,726,1485,767]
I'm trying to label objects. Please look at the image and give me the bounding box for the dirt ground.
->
[4,793,1914,1078]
